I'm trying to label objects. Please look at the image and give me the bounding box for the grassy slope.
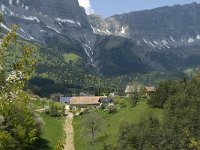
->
[30,100,65,150]
[73,99,163,150]
[39,114,65,149]
[63,53,81,63]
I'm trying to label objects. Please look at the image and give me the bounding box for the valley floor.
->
[73,99,163,150]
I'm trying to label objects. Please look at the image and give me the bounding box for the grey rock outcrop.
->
[89,2,200,49]
[1,1,200,76]
[0,0,96,64]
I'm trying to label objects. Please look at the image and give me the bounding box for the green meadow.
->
[73,99,163,150]
[30,100,65,150]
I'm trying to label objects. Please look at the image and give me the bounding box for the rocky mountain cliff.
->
[0,0,96,65]
[89,2,200,50]
[1,1,200,77]
[89,2,200,76]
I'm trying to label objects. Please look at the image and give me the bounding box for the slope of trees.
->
[5,34,187,97]
[118,75,200,149]
[118,115,162,150]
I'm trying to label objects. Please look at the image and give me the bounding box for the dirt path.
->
[64,111,75,150]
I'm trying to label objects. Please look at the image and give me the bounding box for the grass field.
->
[73,99,163,150]
[63,53,81,63]
[30,100,65,150]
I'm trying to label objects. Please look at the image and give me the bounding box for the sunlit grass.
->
[73,99,163,150]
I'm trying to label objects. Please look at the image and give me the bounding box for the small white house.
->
[125,83,144,97]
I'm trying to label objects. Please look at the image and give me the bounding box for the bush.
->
[70,110,77,115]
[55,139,65,150]
[114,96,121,105]
[83,108,90,114]
[108,105,117,114]
[1,102,44,149]
[100,103,107,110]
[0,115,5,129]
[45,102,65,117]
[80,109,91,116]
[0,131,16,150]
[103,143,116,150]
[130,94,139,107]
[33,113,45,137]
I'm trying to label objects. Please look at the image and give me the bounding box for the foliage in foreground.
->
[0,24,44,149]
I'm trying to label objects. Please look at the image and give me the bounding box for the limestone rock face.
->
[1,1,200,76]
[89,2,200,49]
[0,0,97,65]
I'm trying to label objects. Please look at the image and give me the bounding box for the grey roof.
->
[60,97,71,103]
[98,98,114,103]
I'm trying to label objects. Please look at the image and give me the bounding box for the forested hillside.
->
[118,75,200,149]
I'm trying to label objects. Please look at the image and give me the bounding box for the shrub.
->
[70,110,77,115]
[103,143,116,150]
[33,113,45,137]
[0,115,5,129]
[1,102,44,149]
[108,105,117,114]
[100,103,107,110]
[83,108,90,114]
[130,94,139,107]
[0,131,16,150]
[55,139,65,150]
[114,96,121,105]
[46,102,65,117]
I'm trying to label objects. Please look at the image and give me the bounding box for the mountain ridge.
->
[1,1,200,77]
